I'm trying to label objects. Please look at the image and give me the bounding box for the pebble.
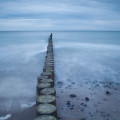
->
[66,101,71,107]
[81,118,86,120]
[70,94,77,98]
[81,103,87,107]
[106,90,112,95]
[85,97,89,101]
[71,82,75,84]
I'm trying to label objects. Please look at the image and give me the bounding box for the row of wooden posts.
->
[34,34,57,120]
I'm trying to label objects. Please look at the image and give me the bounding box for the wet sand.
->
[1,81,120,120]
[0,97,36,120]
[7,105,36,120]
[56,81,120,120]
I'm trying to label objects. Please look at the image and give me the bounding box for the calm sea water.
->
[0,31,120,116]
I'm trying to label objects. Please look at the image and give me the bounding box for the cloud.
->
[0,0,120,30]
[0,19,120,31]
[0,19,54,30]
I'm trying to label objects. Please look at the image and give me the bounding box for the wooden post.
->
[35,34,57,119]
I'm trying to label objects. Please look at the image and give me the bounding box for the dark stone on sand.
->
[58,117,61,120]
[57,81,63,85]
[70,94,77,98]
[70,104,74,110]
[71,82,75,84]
[81,103,87,107]
[81,103,85,105]
[66,101,70,104]
[85,97,89,101]
[80,108,84,112]
[57,81,63,88]
[66,101,71,107]
[70,107,74,110]
[81,118,86,120]
[106,90,111,95]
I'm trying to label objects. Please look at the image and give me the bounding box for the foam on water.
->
[0,31,50,113]
[53,32,120,88]
[54,42,120,87]
[21,101,36,110]
[0,114,11,120]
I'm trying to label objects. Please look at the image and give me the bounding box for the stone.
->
[85,97,89,101]
[66,101,71,107]
[106,90,111,95]
[70,94,77,98]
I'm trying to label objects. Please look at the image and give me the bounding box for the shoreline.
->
[8,105,36,120]
[0,81,120,120]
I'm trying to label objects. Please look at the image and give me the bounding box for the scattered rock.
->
[71,82,75,84]
[66,101,71,107]
[57,81,63,84]
[81,103,87,107]
[81,103,84,105]
[70,94,77,98]
[58,117,61,120]
[66,101,75,109]
[84,104,87,107]
[70,106,74,110]
[81,118,86,120]
[85,97,89,101]
[106,90,112,95]
[57,82,63,88]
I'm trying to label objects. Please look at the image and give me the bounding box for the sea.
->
[0,31,120,119]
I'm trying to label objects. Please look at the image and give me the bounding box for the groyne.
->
[34,34,57,120]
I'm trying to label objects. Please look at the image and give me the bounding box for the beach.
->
[56,81,120,120]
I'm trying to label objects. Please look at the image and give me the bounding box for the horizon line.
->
[0,30,120,32]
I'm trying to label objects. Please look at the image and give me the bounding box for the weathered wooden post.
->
[34,33,57,120]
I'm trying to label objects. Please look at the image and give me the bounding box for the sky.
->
[0,0,120,31]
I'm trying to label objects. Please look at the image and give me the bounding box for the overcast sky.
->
[0,0,120,31]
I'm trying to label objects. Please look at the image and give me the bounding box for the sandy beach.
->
[7,105,36,120]
[56,81,120,120]
[4,80,120,120]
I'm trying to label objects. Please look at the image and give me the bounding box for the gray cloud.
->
[0,0,120,30]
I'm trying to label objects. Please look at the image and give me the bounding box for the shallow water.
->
[0,31,50,114]
[54,31,120,87]
[0,31,120,118]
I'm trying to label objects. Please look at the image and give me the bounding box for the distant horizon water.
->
[0,30,120,32]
